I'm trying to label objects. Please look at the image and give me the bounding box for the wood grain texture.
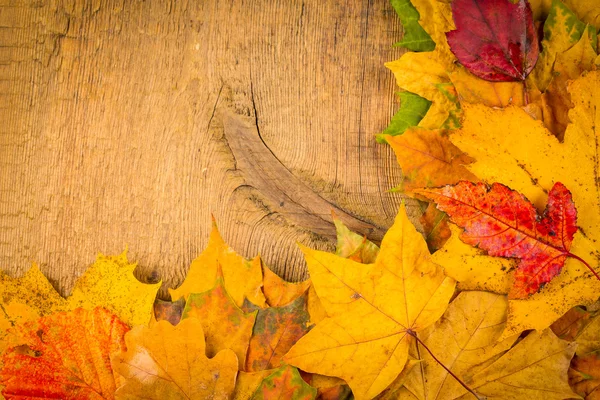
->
[0,0,417,297]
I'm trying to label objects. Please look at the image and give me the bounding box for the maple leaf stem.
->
[566,252,600,282]
[408,330,481,400]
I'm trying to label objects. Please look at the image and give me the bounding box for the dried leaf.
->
[449,66,526,107]
[169,219,267,308]
[153,297,185,325]
[262,262,310,307]
[416,181,578,299]
[333,212,379,264]
[385,128,476,191]
[0,307,128,399]
[446,0,539,81]
[464,330,578,399]
[432,224,514,294]
[181,276,256,369]
[246,294,311,372]
[114,318,238,399]
[569,353,600,399]
[251,364,317,400]
[233,370,273,400]
[445,71,600,335]
[419,202,451,253]
[532,0,595,91]
[284,205,455,399]
[67,251,160,326]
[402,292,518,400]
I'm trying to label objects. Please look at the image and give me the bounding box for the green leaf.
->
[251,365,317,400]
[377,91,431,143]
[390,0,436,51]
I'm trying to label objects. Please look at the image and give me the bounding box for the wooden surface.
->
[0,0,415,297]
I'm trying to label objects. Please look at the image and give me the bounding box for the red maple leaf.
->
[415,181,597,298]
[446,0,539,82]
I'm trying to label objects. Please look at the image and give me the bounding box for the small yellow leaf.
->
[169,221,266,308]
[66,251,160,327]
[114,318,238,399]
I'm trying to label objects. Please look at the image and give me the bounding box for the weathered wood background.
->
[0,0,414,297]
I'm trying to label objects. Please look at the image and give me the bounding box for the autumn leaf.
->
[181,275,256,370]
[284,204,456,399]
[233,370,273,400]
[389,0,435,51]
[420,202,452,253]
[245,293,311,372]
[446,0,539,81]
[531,0,596,92]
[261,261,311,308]
[416,181,585,299]
[464,329,578,399]
[114,318,237,399]
[385,52,461,129]
[441,71,600,335]
[432,224,514,293]
[448,66,527,108]
[384,128,476,191]
[378,91,432,140]
[0,264,68,353]
[169,219,267,308]
[0,307,128,399]
[409,0,455,63]
[251,364,317,400]
[153,297,185,325]
[561,0,600,28]
[333,212,379,263]
[400,291,518,399]
[67,251,160,326]
[569,353,600,399]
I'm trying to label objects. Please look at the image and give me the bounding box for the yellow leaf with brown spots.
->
[66,251,160,327]
[445,71,600,337]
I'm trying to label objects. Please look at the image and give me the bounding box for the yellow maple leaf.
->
[114,318,238,399]
[400,291,518,399]
[169,220,266,308]
[445,71,600,336]
[66,251,160,327]
[181,276,256,370]
[463,330,578,399]
[284,204,455,399]
[409,0,455,65]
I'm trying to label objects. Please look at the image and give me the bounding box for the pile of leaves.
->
[2,0,600,398]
